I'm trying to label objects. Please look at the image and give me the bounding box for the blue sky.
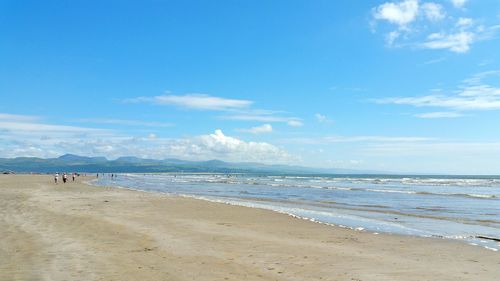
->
[1,0,500,174]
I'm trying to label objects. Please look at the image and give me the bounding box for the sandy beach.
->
[1,174,498,281]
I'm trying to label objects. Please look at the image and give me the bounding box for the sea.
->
[92,173,500,251]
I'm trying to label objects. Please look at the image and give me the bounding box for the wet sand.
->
[1,174,498,281]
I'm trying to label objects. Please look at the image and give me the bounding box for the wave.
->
[296,184,497,200]
[106,174,500,201]
[303,176,500,187]
[119,172,500,187]
[415,191,497,199]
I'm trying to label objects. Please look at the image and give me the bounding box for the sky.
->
[1,0,500,174]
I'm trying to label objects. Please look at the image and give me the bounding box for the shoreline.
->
[88,176,500,252]
[1,174,499,280]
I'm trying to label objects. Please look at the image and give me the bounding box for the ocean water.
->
[93,173,500,251]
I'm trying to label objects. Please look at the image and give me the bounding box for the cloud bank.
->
[0,114,293,163]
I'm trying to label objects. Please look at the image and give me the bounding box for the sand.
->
[0,174,498,281]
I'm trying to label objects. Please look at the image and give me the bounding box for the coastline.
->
[91,173,500,251]
[1,174,499,281]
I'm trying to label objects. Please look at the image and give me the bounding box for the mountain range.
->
[0,154,379,174]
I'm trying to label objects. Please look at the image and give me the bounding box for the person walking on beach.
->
[54,173,59,184]
[63,173,67,183]
[72,173,76,182]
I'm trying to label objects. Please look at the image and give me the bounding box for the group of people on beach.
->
[53,172,115,184]
[96,173,117,179]
[54,172,77,184]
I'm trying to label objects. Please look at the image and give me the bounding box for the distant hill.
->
[57,154,107,163]
[0,154,381,174]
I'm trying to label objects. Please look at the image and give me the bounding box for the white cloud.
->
[315,113,327,123]
[76,118,174,127]
[289,135,433,144]
[0,113,119,158]
[287,120,303,127]
[190,129,292,162]
[127,92,304,128]
[372,0,496,53]
[380,92,500,110]
[237,124,273,134]
[450,0,467,8]
[376,71,500,112]
[0,113,108,135]
[0,113,39,122]
[421,31,474,53]
[373,0,419,27]
[422,3,445,21]
[456,17,473,27]
[223,113,303,127]
[127,93,253,111]
[414,111,464,118]
[314,113,333,124]
[386,30,401,45]
[0,121,106,133]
